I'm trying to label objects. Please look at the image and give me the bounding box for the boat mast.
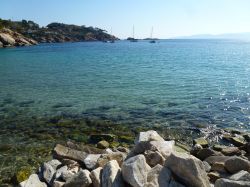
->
[151,27,153,39]
[133,25,135,39]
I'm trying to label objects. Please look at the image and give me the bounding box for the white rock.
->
[102,160,124,187]
[122,154,151,187]
[54,165,68,179]
[61,170,74,181]
[84,154,101,170]
[165,152,210,187]
[47,159,62,170]
[135,130,164,144]
[215,178,250,187]
[145,164,171,187]
[42,162,55,185]
[19,174,47,187]
[90,167,103,187]
[229,170,250,181]
[64,169,92,187]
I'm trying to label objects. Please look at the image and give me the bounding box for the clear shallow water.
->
[0,40,250,130]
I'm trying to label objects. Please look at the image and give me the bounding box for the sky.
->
[1,0,250,39]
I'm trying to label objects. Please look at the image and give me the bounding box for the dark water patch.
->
[140,99,159,105]
[16,100,35,107]
[52,102,74,108]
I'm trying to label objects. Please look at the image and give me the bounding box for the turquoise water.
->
[0,40,250,130]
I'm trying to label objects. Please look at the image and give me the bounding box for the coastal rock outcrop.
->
[0,28,37,47]
[17,130,250,187]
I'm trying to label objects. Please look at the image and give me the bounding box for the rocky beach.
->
[12,130,250,187]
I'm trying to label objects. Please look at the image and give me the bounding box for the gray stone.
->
[207,172,221,183]
[47,159,62,170]
[144,150,165,167]
[102,160,124,187]
[203,161,211,172]
[42,162,55,185]
[54,165,68,179]
[205,156,230,165]
[0,41,3,47]
[229,170,250,181]
[215,178,250,187]
[53,144,88,164]
[165,152,210,187]
[84,154,101,170]
[122,154,151,187]
[19,174,47,187]
[131,140,174,159]
[61,170,74,182]
[145,164,171,187]
[97,152,125,167]
[135,130,164,144]
[64,169,92,187]
[90,167,102,187]
[196,148,223,161]
[224,156,250,174]
[221,147,241,156]
[211,162,226,173]
[52,180,65,187]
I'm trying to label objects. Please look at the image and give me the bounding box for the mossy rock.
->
[89,134,116,144]
[13,166,33,184]
[109,141,120,148]
[193,137,208,148]
[0,144,13,152]
[118,135,134,144]
[69,133,88,143]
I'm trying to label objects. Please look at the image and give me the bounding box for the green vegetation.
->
[0,18,118,42]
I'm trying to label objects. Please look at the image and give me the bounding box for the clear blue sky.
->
[1,0,250,39]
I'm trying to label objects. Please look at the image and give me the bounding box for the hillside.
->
[0,19,118,47]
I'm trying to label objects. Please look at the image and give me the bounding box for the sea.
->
[0,39,250,182]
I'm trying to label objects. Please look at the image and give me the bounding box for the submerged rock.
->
[102,160,124,187]
[193,138,208,148]
[165,152,210,187]
[122,154,150,187]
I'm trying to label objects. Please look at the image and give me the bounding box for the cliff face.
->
[0,19,118,47]
[0,28,38,47]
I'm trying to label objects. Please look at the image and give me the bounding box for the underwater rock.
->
[89,134,116,144]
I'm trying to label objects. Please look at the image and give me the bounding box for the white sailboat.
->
[149,27,156,43]
[130,25,138,42]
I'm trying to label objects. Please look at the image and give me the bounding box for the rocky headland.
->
[0,19,118,48]
[15,130,250,187]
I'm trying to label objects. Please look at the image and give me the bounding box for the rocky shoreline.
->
[16,130,250,187]
[0,28,38,48]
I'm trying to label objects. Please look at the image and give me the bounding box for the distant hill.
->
[0,18,118,46]
[174,33,250,40]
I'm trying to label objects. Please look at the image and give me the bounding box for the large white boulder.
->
[64,169,92,187]
[122,154,151,187]
[102,160,124,187]
[135,130,164,144]
[165,152,210,187]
